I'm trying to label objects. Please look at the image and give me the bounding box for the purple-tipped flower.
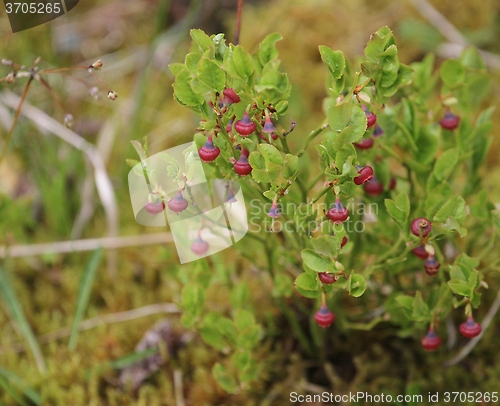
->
[363,105,377,129]
[424,256,440,277]
[233,154,252,176]
[262,116,277,134]
[198,136,220,163]
[167,190,189,214]
[354,137,374,150]
[222,88,241,105]
[314,305,336,328]
[353,165,374,185]
[326,198,349,224]
[226,118,234,133]
[421,327,442,351]
[439,111,460,130]
[234,112,256,136]
[144,200,165,215]
[459,316,482,339]
[373,124,384,137]
[191,236,210,256]
[267,202,280,218]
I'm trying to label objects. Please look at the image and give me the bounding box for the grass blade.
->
[0,373,28,406]
[68,248,103,350]
[0,264,46,373]
[85,347,158,379]
[0,368,41,405]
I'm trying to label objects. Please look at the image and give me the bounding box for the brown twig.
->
[444,289,500,367]
[0,232,174,259]
[409,0,500,70]
[234,0,244,45]
[0,76,33,164]
[0,303,180,354]
[0,91,119,274]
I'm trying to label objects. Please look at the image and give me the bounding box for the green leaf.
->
[295,286,321,299]
[319,46,345,79]
[379,45,400,88]
[190,29,214,54]
[283,154,299,179]
[411,291,430,321]
[294,272,320,291]
[169,63,186,76]
[335,143,357,171]
[212,363,238,393]
[415,124,439,164]
[213,33,228,60]
[237,325,261,350]
[333,126,353,150]
[233,45,254,78]
[300,249,330,273]
[349,273,367,297]
[470,291,482,308]
[434,195,467,224]
[468,270,479,290]
[200,326,226,351]
[396,295,414,310]
[251,169,273,183]
[433,148,459,181]
[364,26,395,60]
[234,309,256,332]
[460,46,486,70]
[328,102,352,132]
[69,248,103,350]
[181,283,205,313]
[440,59,465,88]
[0,265,46,373]
[232,350,251,371]
[310,235,339,258]
[412,53,435,91]
[395,192,410,220]
[197,57,225,92]
[185,53,202,72]
[230,283,250,308]
[385,194,409,230]
[328,103,367,141]
[248,151,266,170]
[456,253,479,270]
[258,33,283,65]
[258,144,283,165]
[172,70,204,107]
[443,217,467,237]
[449,265,468,281]
[448,279,471,297]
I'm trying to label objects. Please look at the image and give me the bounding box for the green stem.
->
[218,124,237,157]
[0,77,33,165]
[297,122,328,158]
[264,243,275,281]
[307,172,323,192]
[374,234,405,265]
[310,185,331,205]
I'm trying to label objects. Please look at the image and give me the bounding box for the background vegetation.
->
[1,0,499,404]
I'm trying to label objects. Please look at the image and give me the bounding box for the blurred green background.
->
[1,0,499,404]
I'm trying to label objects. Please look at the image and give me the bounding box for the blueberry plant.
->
[134,26,498,391]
